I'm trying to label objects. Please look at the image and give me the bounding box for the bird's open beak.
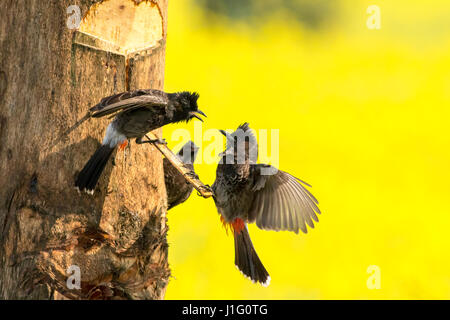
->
[190,110,206,122]
[196,110,207,117]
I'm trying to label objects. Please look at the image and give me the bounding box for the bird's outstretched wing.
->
[248,164,321,234]
[90,89,169,118]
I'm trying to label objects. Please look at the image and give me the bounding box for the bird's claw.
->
[197,185,213,197]
[153,138,167,145]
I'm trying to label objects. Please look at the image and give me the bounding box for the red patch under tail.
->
[220,216,245,235]
[118,140,128,151]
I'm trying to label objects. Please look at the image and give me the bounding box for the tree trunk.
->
[0,0,170,300]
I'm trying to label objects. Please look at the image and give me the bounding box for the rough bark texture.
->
[0,0,170,299]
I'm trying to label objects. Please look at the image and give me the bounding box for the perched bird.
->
[212,123,321,286]
[164,140,200,210]
[75,89,206,194]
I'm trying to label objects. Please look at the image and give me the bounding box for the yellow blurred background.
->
[161,0,450,299]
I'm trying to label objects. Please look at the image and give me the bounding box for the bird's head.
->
[172,91,206,123]
[219,122,258,164]
[177,140,200,164]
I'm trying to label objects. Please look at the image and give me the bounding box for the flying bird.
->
[164,140,199,210]
[211,123,321,286]
[75,89,206,194]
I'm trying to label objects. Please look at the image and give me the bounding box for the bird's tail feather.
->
[75,144,115,193]
[234,224,270,286]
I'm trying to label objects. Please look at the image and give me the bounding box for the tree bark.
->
[0,0,170,300]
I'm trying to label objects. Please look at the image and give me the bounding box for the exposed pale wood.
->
[79,0,164,54]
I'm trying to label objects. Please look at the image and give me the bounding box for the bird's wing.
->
[90,89,168,118]
[164,158,194,209]
[248,164,321,234]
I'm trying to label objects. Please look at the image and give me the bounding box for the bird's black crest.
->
[232,123,256,144]
[237,122,251,132]
[180,91,200,110]
[220,122,258,163]
[171,91,205,123]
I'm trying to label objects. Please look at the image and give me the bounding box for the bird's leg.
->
[136,136,167,145]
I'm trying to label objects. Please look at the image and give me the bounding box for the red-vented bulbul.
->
[164,140,199,210]
[212,123,321,286]
[75,89,206,194]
